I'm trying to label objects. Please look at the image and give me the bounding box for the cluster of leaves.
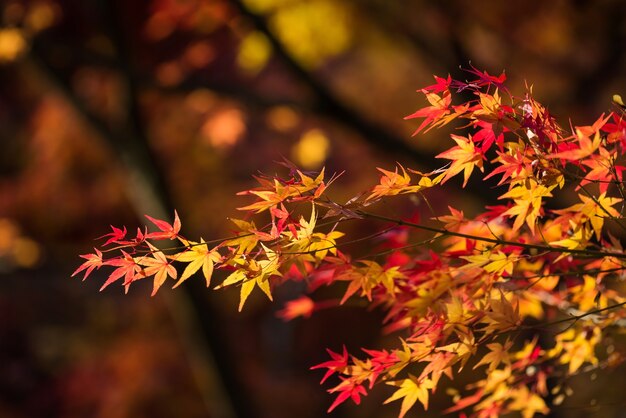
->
[74,69,626,417]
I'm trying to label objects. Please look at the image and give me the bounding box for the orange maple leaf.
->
[72,248,104,280]
[405,90,452,135]
[436,134,484,186]
[137,243,178,296]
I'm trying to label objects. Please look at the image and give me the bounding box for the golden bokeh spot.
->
[188,3,228,34]
[237,30,271,73]
[0,219,41,269]
[13,237,41,268]
[292,129,330,169]
[155,61,185,86]
[184,41,215,69]
[144,11,175,41]
[0,28,27,63]
[269,0,351,68]
[185,89,217,113]
[0,219,19,254]
[266,106,299,132]
[201,108,246,149]
[25,2,58,33]
[243,0,296,14]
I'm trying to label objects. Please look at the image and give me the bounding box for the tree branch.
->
[358,210,626,260]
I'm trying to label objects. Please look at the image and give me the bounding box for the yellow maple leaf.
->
[500,179,555,233]
[137,243,177,296]
[557,192,622,239]
[367,164,435,201]
[508,386,549,418]
[549,221,592,251]
[462,251,516,276]
[215,244,281,311]
[435,206,466,231]
[223,218,259,254]
[548,327,600,374]
[384,375,434,417]
[473,340,512,372]
[172,239,221,288]
[481,291,520,334]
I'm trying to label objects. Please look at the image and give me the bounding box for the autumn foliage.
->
[74,70,626,417]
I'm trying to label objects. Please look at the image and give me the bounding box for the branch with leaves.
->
[74,69,626,418]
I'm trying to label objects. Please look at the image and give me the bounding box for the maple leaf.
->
[298,203,317,238]
[549,221,592,251]
[307,230,345,261]
[145,210,181,240]
[101,251,143,292]
[464,65,507,89]
[339,261,402,304]
[283,205,344,264]
[361,348,401,388]
[499,179,555,233]
[97,225,127,246]
[422,74,452,93]
[217,245,279,311]
[445,296,469,329]
[367,165,444,201]
[602,112,626,144]
[223,218,259,254]
[436,134,484,186]
[579,149,625,193]
[237,181,289,213]
[481,292,520,334]
[472,90,512,125]
[462,251,516,276]
[550,130,603,161]
[237,169,326,213]
[436,333,476,371]
[172,238,221,288]
[367,165,412,201]
[384,375,434,417]
[296,168,326,196]
[372,340,413,378]
[72,248,104,280]
[435,206,466,231]
[550,327,601,374]
[311,345,349,384]
[404,89,453,135]
[555,192,622,239]
[483,142,532,185]
[327,379,367,412]
[137,243,177,296]
[507,385,549,418]
[570,274,607,312]
[473,340,512,372]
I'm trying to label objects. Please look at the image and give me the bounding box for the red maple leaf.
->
[464,65,507,90]
[311,345,349,383]
[404,90,452,135]
[101,251,144,291]
[72,248,103,280]
[145,210,181,240]
[97,225,127,246]
[422,74,452,93]
[327,379,367,412]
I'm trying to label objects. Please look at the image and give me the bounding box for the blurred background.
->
[1,0,626,417]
